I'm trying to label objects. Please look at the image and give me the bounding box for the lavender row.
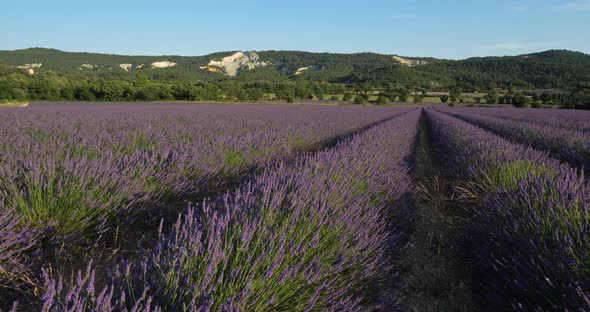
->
[0,104,410,240]
[37,109,421,311]
[446,106,590,132]
[425,109,590,310]
[437,108,590,175]
[0,104,412,306]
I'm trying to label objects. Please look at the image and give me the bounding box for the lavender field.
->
[1,103,589,311]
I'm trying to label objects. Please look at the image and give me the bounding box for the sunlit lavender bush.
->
[40,109,420,311]
[0,104,410,241]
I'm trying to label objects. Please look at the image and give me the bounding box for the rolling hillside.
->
[1,48,588,89]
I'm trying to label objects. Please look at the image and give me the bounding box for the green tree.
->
[27,78,60,100]
[60,86,75,100]
[512,94,528,107]
[440,95,449,103]
[172,83,197,101]
[134,86,158,101]
[353,95,365,104]
[315,89,325,100]
[0,81,18,100]
[384,92,396,102]
[244,88,264,101]
[485,89,498,104]
[502,94,513,105]
[376,96,388,105]
[450,88,462,103]
[562,88,590,109]
[540,92,551,104]
[413,94,423,104]
[75,86,96,101]
[294,84,313,99]
[398,89,409,102]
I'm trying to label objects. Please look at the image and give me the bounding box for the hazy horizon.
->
[2,0,590,60]
[3,46,588,61]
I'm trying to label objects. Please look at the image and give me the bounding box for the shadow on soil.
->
[398,109,475,311]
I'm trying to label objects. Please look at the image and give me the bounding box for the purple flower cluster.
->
[425,109,590,310]
[436,108,590,174]
[39,109,421,311]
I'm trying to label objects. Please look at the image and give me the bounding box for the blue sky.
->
[1,0,589,59]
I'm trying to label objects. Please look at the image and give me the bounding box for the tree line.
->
[1,63,589,109]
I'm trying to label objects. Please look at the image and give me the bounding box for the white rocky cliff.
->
[201,51,270,76]
[392,56,429,66]
[151,61,177,68]
[16,63,42,75]
[295,65,321,75]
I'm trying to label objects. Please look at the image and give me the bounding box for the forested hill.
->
[1,48,589,90]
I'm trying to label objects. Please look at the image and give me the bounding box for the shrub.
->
[512,94,528,107]
[376,96,388,105]
[353,95,365,104]
[413,95,423,104]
